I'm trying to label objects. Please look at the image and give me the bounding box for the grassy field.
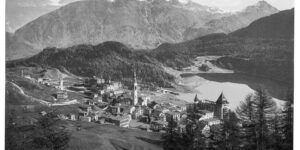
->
[6,66,87,103]
[62,121,163,150]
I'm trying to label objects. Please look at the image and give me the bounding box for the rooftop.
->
[216,92,229,104]
[198,110,213,114]
[201,118,221,123]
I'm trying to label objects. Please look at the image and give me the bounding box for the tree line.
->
[163,88,293,150]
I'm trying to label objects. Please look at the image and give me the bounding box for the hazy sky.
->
[8,0,295,11]
[190,0,294,11]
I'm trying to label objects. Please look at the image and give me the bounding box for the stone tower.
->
[133,71,138,105]
[215,92,229,120]
[59,77,64,90]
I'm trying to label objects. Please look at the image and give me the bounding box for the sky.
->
[7,0,295,11]
[5,0,295,32]
[190,0,294,11]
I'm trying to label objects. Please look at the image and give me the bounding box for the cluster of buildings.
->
[51,72,151,128]
[182,93,229,135]
[33,69,230,134]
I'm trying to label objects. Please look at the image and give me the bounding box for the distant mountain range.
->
[204,1,279,33]
[8,9,294,87]
[6,0,279,60]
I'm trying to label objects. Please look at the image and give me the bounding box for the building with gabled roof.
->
[187,92,230,120]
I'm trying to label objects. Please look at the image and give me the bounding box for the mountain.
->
[6,4,58,33]
[151,9,294,85]
[231,8,294,39]
[6,0,278,60]
[5,0,80,32]
[7,41,175,88]
[204,1,279,33]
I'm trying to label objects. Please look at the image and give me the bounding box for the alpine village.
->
[5,0,294,150]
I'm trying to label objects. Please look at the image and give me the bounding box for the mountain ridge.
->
[231,8,294,39]
[6,0,279,60]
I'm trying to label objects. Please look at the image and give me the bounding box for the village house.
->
[80,116,92,122]
[165,111,181,122]
[110,104,121,115]
[115,95,132,105]
[152,109,167,121]
[37,78,43,83]
[150,120,168,131]
[148,101,159,109]
[198,110,214,121]
[69,114,77,121]
[175,105,187,112]
[105,81,123,91]
[138,96,149,106]
[131,106,143,119]
[57,90,68,102]
[105,115,131,128]
[143,107,152,116]
[96,101,109,109]
[201,118,222,126]
[86,99,97,106]
[85,76,104,87]
[79,105,92,116]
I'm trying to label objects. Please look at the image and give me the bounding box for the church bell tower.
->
[133,71,138,105]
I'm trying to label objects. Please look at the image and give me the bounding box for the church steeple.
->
[215,92,229,120]
[194,94,200,103]
[133,71,138,105]
[59,77,64,91]
[216,92,228,104]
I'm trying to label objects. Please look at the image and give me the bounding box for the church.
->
[56,78,68,102]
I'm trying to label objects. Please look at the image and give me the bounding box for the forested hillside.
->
[7,41,174,87]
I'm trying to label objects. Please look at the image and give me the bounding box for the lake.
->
[175,73,289,110]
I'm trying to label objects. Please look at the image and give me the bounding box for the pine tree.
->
[282,90,293,150]
[162,117,183,150]
[268,112,284,150]
[252,88,277,150]
[236,94,255,122]
[222,111,241,150]
[236,94,257,149]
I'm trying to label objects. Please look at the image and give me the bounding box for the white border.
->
[1,0,6,149]
[0,0,298,149]
[294,0,299,149]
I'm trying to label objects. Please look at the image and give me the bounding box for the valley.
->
[5,2,294,150]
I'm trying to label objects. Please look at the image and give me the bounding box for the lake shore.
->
[164,56,287,110]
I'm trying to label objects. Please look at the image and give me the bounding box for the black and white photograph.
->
[3,0,296,149]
